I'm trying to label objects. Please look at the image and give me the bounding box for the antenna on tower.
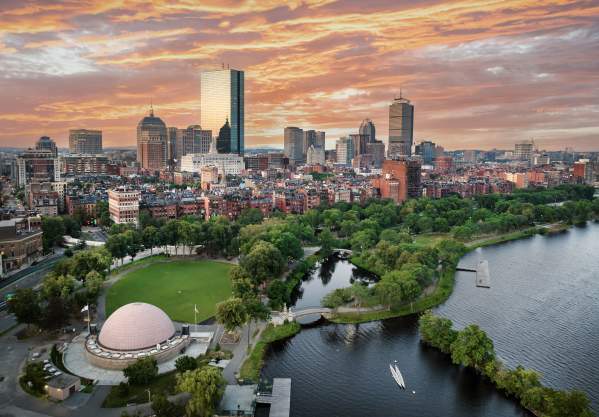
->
[222,62,224,69]
[150,99,154,117]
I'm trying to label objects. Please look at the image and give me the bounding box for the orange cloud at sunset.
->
[0,0,598,150]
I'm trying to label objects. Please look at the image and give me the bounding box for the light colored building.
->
[284,127,304,164]
[306,145,325,166]
[0,217,43,275]
[16,149,61,187]
[69,129,102,154]
[108,188,140,225]
[180,140,244,176]
[137,107,167,171]
[388,93,414,158]
[46,374,81,401]
[302,130,325,154]
[200,68,244,155]
[514,141,534,162]
[335,136,354,165]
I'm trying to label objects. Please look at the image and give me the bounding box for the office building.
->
[137,107,167,171]
[108,188,140,225]
[335,136,354,165]
[514,141,534,162]
[69,129,103,154]
[306,145,325,166]
[302,130,326,154]
[180,138,244,176]
[573,159,595,184]
[16,149,60,187]
[415,140,436,165]
[366,141,386,168]
[174,125,212,160]
[284,127,304,164]
[349,134,369,157]
[35,136,58,157]
[359,119,376,143]
[200,68,244,155]
[388,93,414,158]
[61,154,115,175]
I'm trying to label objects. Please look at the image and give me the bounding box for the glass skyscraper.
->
[200,69,244,155]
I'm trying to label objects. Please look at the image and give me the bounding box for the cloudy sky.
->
[1,0,598,150]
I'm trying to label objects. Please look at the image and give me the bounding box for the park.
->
[106,259,233,323]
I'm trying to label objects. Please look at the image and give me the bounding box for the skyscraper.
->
[415,140,436,165]
[137,107,167,171]
[216,119,231,154]
[200,68,244,155]
[349,134,369,157]
[359,119,376,143]
[35,136,58,157]
[388,93,414,158]
[335,136,354,165]
[514,141,534,162]
[69,129,102,154]
[284,127,304,164]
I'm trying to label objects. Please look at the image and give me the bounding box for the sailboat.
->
[389,363,405,389]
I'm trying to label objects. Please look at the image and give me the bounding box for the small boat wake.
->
[389,363,405,389]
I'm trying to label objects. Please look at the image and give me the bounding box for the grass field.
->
[106,260,232,323]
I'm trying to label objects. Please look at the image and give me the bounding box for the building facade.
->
[137,108,167,171]
[108,188,140,225]
[35,136,58,157]
[180,153,244,176]
[335,137,354,165]
[284,127,304,164]
[69,129,103,154]
[359,119,376,143]
[16,149,61,187]
[415,140,436,165]
[306,145,325,166]
[388,94,414,158]
[200,68,244,155]
[0,217,43,275]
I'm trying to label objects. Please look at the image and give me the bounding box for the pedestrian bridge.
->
[271,306,332,325]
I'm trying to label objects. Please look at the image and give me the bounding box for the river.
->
[260,223,599,416]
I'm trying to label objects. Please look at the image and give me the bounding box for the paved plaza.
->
[64,332,212,385]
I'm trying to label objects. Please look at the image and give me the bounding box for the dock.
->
[256,378,291,417]
[475,260,491,288]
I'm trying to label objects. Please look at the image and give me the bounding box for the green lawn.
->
[106,260,232,323]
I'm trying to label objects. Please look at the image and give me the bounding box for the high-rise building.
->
[137,107,167,171]
[16,149,61,187]
[35,136,58,157]
[200,68,244,155]
[349,134,369,157]
[514,141,534,162]
[388,93,414,158]
[69,129,102,154]
[302,130,325,154]
[573,159,595,184]
[284,127,304,164]
[366,141,386,168]
[371,159,421,203]
[359,119,376,143]
[174,125,212,160]
[335,136,354,165]
[415,140,436,165]
[306,145,325,166]
[167,127,178,167]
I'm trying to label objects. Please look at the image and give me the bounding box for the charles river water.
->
[258,222,599,417]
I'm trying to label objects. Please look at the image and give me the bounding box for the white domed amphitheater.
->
[85,302,190,370]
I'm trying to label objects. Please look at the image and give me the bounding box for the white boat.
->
[394,364,406,388]
[389,364,405,389]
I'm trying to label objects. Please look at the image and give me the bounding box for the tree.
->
[142,225,159,254]
[41,273,76,300]
[418,311,457,354]
[41,216,65,252]
[175,356,198,373]
[239,241,285,287]
[162,220,181,254]
[546,389,594,417]
[123,358,158,385]
[176,367,225,417]
[42,296,70,330]
[230,266,256,298]
[85,270,104,300]
[8,288,41,327]
[270,231,303,260]
[70,247,111,280]
[106,233,128,264]
[22,362,47,394]
[266,280,288,310]
[62,215,82,237]
[350,282,370,313]
[123,229,142,260]
[238,208,263,226]
[450,324,495,371]
[318,227,335,258]
[152,392,184,417]
[215,298,247,333]
[244,296,270,347]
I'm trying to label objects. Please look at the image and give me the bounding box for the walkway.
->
[256,378,291,417]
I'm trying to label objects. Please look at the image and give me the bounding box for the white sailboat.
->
[389,364,405,389]
[394,364,406,389]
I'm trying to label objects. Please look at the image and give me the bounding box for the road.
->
[0,250,65,307]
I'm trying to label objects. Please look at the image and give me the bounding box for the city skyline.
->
[1,1,598,150]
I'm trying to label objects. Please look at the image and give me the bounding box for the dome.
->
[99,303,175,351]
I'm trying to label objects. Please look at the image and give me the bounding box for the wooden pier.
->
[256,378,291,417]
[456,260,491,288]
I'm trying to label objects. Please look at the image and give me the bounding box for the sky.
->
[0,0,598,151]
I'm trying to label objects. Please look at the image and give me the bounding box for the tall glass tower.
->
[388,92,414,158]
[200,68,244,155]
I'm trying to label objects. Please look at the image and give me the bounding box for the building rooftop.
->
[47,373,80,389]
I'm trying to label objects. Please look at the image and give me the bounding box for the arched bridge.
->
[271,306,332,324]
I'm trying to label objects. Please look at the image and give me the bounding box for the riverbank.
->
[330,223,573,324]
